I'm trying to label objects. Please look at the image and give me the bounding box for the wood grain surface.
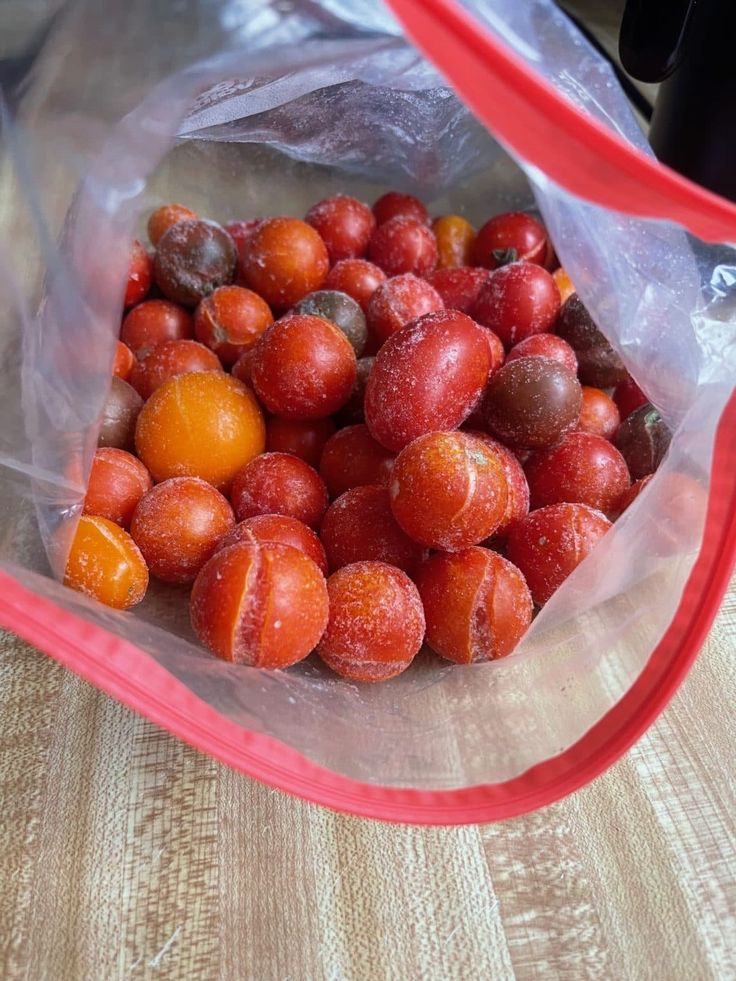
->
[1,581,734,981]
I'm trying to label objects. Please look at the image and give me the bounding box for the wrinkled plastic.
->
[0,0,733,794]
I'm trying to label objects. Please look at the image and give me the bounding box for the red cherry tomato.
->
[506,503,611,605]
[471,211,548,269]
[367,217,438,277]
[124,240,153,308]
[613,375,648,420]
[426,266,489,314]
[372,191,429,226]
[305,194,375,263]
[472,261,560,349]
[524,431,631,515]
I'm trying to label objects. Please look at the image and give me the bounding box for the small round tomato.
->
[240,217,329,310]
[250,314,357,420]
[216,514,328,575]
[577,386,621,441]
[148,203,198,247]
[416,547,532,662]
[524,431,631,514]
[319,424,394,498]
[84,448,153,529]
[365,310,491,452]
[426,266,489,314]
[135,372,265,490]
[372,191,429,226]
[432,215,476,268]
[368,217,438,277]
[471,261,560,349]
[316,561,425,682]
[506,503,611,605]
[613,474,653,518]
[98,377,143,451]
[64,515,148,610]
[131,477,235,583]
[190,541,328,668]
[225,218,262,282]
[230,452,328,528]
[124,240,153,308]
[324,259,387,312]
[265,416,336,469]
[320,486,425,574]
[557,294,627,388]
[154,219,237,307]
[129,339,223,400]
[482,356,582,450]
[194,284,273,365]
[613,375,648,420]
[293,290,367,356]
[112,341,135,381]
[389,431,508,550]
[614,403,671,480]
[471,211,548,269]
[305,194,375,263]
[366,273,444,348]
[506,333,577,376]
[465,432,530,537]
[120,298,194,359]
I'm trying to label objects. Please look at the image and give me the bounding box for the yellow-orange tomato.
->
[135,372,265,491]
[552,266,575,304]
[432,215,475,268]
[64,515,148,610]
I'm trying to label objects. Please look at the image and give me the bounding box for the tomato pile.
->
[67,191,671,681]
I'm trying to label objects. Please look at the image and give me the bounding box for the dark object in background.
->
[620,0,736,202]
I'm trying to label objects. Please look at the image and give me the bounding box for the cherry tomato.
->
[471,211,548,269]
[124,240,153,308]
[84,448,152,529]
[194,284,273,365]
[506,333,577,376]
[112,341,135,381]
[240,217,329,310]
[305,194,375,263]
[129,339,222,400]
[577,386,620,441]
[524,431,631,514]
[471,261,560,349]
[426,266,489,314]
[613,375,648,420]
[368,217,438,277]
[64,515,148,610]
[389,431,508,550]
[416,547,532,662]
[190,541,328,668]
[365,310,491,452]
[316,561,425,682]
[506,503,611,605]
[366,273,444,348]
[250,314,357,420]
[324,259,387,312]
[372,191,429,226]
[120,298,194,359]
[432,215,476,268]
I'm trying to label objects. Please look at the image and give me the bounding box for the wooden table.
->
[1,583,734,980]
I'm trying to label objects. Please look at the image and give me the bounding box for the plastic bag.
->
[0,0,734,823]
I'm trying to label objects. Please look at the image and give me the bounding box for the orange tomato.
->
[64,515,148,609]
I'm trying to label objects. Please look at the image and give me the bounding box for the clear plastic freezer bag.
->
[0,0,734,822]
